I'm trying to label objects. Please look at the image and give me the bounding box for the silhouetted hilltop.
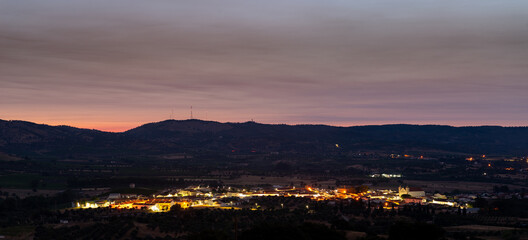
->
[1,119,527,158]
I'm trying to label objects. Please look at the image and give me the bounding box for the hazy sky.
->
[1,0,527,131]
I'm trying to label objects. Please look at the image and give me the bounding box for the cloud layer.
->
[1,0,527,131]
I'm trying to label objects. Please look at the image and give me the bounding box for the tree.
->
[169,204,182,213]
[30,179,39,192]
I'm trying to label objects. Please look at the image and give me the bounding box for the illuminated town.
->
[75,184,470,213]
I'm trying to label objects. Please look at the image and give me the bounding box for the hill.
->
[1,119,527,158]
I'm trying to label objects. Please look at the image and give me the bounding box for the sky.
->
[1,0,527,132]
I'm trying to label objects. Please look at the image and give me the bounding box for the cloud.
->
[1,0,527,130]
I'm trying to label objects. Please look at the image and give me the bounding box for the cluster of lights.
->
[370,173,402,178]
[73,183,470,213]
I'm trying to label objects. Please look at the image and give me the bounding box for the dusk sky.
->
[1,0,527,132]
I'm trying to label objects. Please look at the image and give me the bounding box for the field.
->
[222,175,336,188]
[444,225,528,240]
[402,180,527,193]
[0,173,67,190]
[0,225,34,239]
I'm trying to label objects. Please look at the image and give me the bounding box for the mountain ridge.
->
[1,119,527,158]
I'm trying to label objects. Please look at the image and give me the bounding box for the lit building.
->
[398,186,425,198]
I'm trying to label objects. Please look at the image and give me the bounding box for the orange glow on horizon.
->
[33,121,142,133]
[6,117,528,133]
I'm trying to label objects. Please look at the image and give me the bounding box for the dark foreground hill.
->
[1,119,527,158]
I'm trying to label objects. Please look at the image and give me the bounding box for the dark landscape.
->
[1,119,528,239]
[3,119,528,158]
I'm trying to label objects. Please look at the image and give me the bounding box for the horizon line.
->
[2,118,527,133]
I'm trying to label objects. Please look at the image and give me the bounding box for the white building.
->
[399,186,425,198]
